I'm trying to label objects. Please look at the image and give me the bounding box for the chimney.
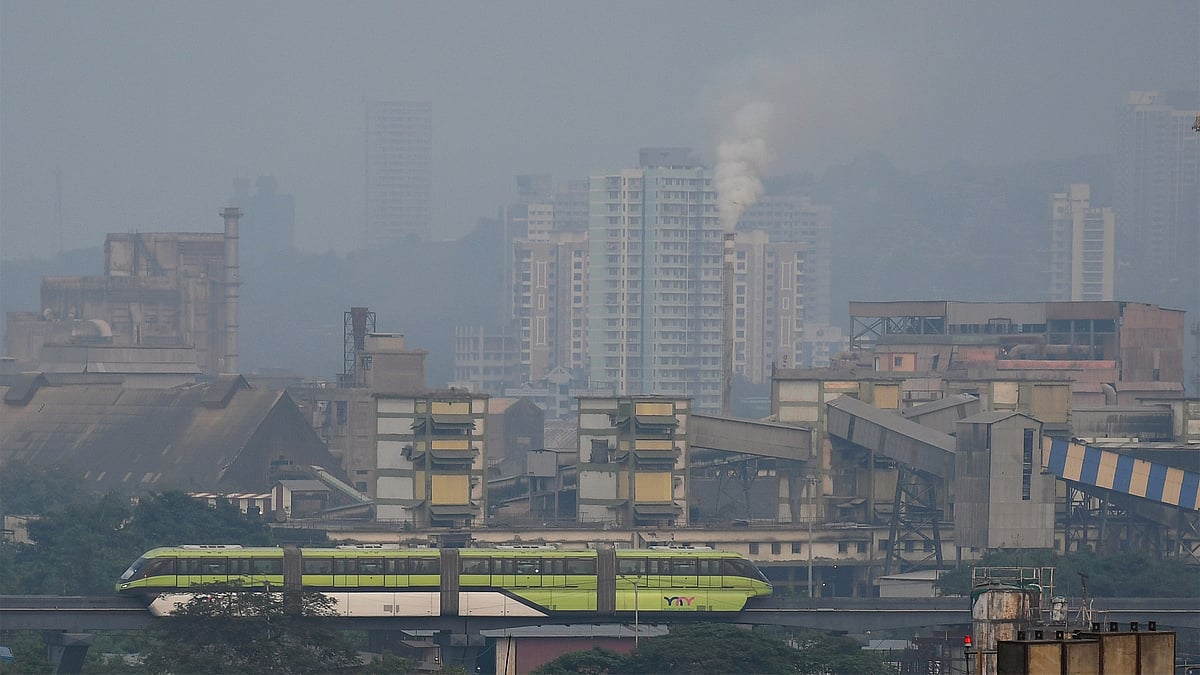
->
[221,207,242,374]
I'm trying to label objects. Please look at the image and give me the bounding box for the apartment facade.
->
[365,100,433,246]
[1049,184,1115,302]
[1113,90,1199,313]
[586,151,724,411]
[732,230,807,382]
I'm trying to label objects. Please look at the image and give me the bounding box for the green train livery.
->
[116,544,772,618]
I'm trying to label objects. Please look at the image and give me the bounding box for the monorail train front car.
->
[117,544,772,618]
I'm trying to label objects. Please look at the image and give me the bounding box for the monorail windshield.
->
[119,557,146,581]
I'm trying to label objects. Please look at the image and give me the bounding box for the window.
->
[838,541,849,554]
[461,558,490,574]
[333,558,356,575]
[358,558,384,575]
[251,558,282,575]
[672,559,698,576]
[1022,428,1034,500]
[771,542,781,555]
[303,558,332,574]
[792,543,802,554]
[516,559,541,575]
[748,543,759,555]
[565,558,596,575]
[145,558,176,577]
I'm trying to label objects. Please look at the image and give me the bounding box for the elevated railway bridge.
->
[2,594,1196,672]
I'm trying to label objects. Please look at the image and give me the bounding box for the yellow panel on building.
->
[432,438,471,450]
[431,401,471,415]
[617,472,630,500]
[1029,383,1070,423]
[873,384,900,410]
[635,439,674,451]
[634,402,675,416]
[635,472,673,502]
[414,472,426,500]
[431,474,470,504]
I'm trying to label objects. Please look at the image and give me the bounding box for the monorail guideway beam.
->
[43,631,91,675]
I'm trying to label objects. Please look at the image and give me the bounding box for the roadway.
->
[2,595,1196,633]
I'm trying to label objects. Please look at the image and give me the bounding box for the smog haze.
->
[2,1,1195,260]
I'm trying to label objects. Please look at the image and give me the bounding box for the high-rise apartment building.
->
[365,100,432,247]
[512,230,588,383]
[1049,184,1115,302]
[732,230,807,382]
[738,195,833,325]
[586,150,724,411]
[1113,91,1199,311]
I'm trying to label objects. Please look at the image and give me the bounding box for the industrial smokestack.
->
[221,207,242,374]
[721,232,736,416]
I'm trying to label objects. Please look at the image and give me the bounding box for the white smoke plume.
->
[715,101,773,231]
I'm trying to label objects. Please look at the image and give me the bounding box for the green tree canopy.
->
[531,647,627,675]
[935,549,1200,598]
[140,583,360,674]
[0,472,274,595]
[532,624,893,675]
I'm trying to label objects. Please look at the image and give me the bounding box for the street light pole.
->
[620,574,640,647]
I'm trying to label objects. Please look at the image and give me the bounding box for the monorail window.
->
[410,557,439,575]
[182,559,205,575]
[461,558,490,574]
[333,559,356,575]
[203,558,227,575]
[699,560,722,576]
[359,559,384,575]
[495,559,516,575]
[722,558,766,581]
[565,558,596,575]
[618,558,643,576]
[144,558,176,577]
[515,559,540,575]
[228,559,250,575]
[251,558,283,575]
[672,559,697,575]
[303,558,332,574]
[120,558,146,581]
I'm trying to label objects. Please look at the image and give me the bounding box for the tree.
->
[625,623,891,675]
[0,485,274,595]
[140,583,360,674]
[531,647,627,674]
[934,549,1200,598]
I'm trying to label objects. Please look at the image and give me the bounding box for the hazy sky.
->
[2,1,1196,260]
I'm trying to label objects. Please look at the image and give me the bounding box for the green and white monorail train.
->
[117,544,772,618]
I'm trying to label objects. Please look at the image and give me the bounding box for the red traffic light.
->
[963,635,973,648]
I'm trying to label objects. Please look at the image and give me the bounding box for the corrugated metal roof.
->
[1,378,337,495]
[901,393,979,417]
[958,410,1031,424]
[543,420,578,452]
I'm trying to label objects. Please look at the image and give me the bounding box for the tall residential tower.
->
[365,100,433,247]
[586,149,724,411]
[1049,184,1114,302]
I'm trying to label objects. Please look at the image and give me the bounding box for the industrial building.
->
[0,373,342,497]
[4,209,245,378]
